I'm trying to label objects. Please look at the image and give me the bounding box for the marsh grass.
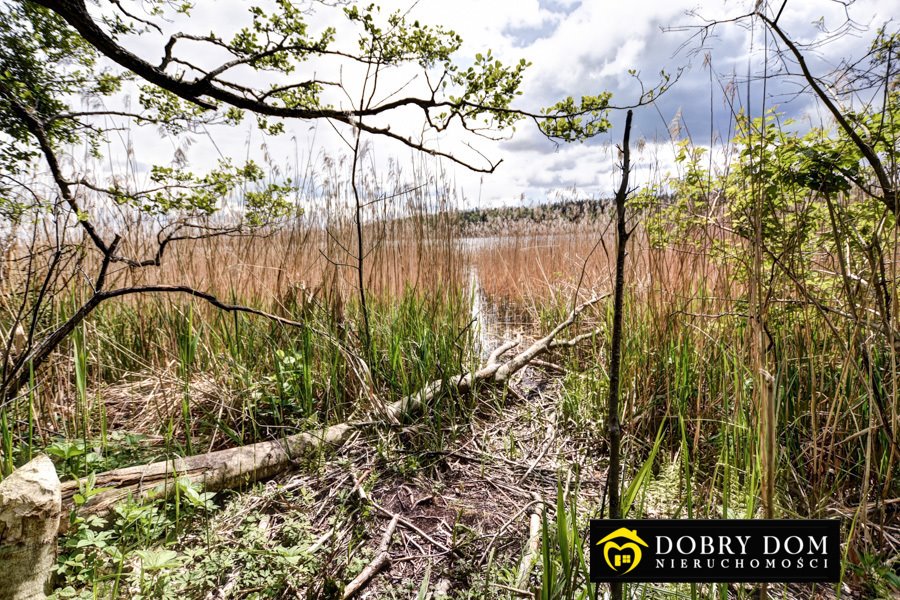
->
[0,148,898,598]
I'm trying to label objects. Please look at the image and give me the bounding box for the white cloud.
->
[88,0,899,208]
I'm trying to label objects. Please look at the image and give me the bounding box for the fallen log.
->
[60,294,607,525]
[59,423,354,529]
[515,493,542,590]
[342,515,399,599]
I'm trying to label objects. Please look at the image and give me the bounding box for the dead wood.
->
[342,515,399,599]
[59,423,354,527]
[514,493,542,590]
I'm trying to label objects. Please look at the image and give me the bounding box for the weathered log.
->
[60,294,606,524]
[0,455,61,600]
[515,493,542,590]
[342,514,398,599]
[60,423,353,523]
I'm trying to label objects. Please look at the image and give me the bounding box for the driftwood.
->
[515,493,542,590]
[60,423,354,526]
[342,515,399,599]
[60,295,607,524]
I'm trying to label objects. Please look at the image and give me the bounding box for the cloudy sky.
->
[102,0,897,208]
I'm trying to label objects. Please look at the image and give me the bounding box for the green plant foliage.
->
[0,2,114,219]
[106,160,293,223]
[54,476,217,599]
[45,439,101,479]
[537,480,594,600]
[538,93,613,142]
[345,3,461,67]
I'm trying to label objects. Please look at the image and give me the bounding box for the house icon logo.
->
[597,527,648,575]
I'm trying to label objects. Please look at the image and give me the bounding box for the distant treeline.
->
[457,198,614,228]
[385,195,680,236]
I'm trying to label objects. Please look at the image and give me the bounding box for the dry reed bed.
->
[2,203,898,573]
[92,216,734,311]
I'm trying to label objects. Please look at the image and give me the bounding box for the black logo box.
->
[590,519,840,583]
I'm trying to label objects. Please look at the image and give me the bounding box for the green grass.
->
[1,285,476,478]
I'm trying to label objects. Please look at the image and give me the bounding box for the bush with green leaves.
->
[53,475,216,600]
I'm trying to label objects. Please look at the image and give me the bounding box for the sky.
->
[96,0,898,209]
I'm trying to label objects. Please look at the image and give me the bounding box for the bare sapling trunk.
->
[606,109,633,600]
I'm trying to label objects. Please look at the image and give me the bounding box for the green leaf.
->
[622,420,666,516]
[135,549,183,571]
